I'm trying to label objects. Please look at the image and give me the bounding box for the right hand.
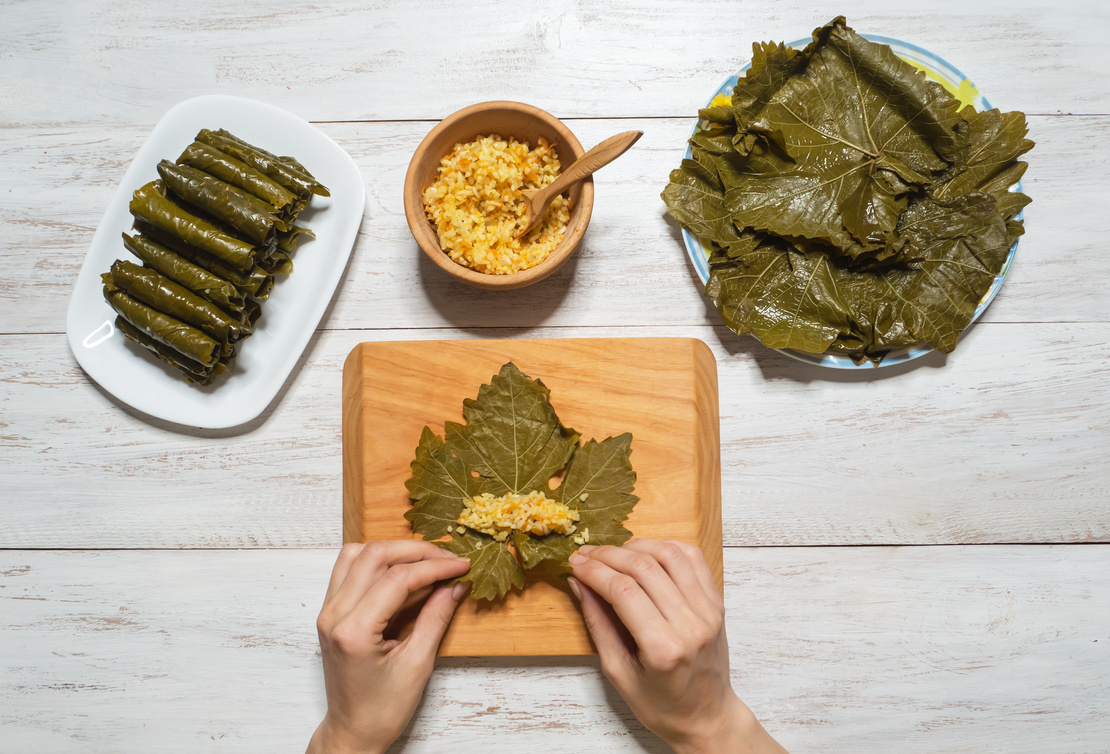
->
[568,539,787,754]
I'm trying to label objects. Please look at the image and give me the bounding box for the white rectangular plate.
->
[65,95,364,429]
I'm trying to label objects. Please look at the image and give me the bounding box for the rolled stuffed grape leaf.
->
[176,141,299,216]
[114,316,225,385]
[196,129,330,198]
[104,260,248,345]
[123,233,246,317]
[157,160,286,245]
[132,221,274,299]
[130,181,260,272]
[102,128,322,387]
[103,286,219,367]
[405,363,637,600]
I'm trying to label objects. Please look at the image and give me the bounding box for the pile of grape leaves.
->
[405,362,637,600]
[662,16,1033,364]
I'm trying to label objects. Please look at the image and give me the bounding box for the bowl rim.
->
[403,100,594,290]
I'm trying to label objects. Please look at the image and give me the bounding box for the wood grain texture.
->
[1,0,1106,129]
[3,324,1108,550]
[2,2,1106,749]
[2,546,1107,753]
[0,115,1103,335]
[342,338,722,655]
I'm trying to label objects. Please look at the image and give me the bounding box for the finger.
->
[569,576,635,680]
[329,540,462,621]
[569,552,672,650]
[324,542,366,605]
[399,584,435,614]
[404,581,468,661]
[344,557,471,638]
[576,543,696,627]
[620,539,721,621]
[669,539,722,607]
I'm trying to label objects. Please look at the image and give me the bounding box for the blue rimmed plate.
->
[679,35,1023,369]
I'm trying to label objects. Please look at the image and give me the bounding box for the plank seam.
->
[1,321,1105,338]
[2,542,1108,553]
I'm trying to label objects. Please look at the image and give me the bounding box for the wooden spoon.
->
[516,129,643,238]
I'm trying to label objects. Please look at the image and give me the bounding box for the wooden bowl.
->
[403,101,594,290]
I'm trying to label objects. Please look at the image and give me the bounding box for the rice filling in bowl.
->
[422,134,570,275]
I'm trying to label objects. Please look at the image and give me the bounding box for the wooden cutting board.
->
[342,338,721,656]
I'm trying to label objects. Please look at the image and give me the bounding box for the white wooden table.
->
[2,2,1108,752]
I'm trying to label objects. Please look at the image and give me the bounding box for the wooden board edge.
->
[341,342,367,545]
[340,337,722,656]
[690,337,724,594]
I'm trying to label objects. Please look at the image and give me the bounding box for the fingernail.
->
[568,552,586,566]
[451,582,468,600]
[567,577,583,601]
[578,545,596,554]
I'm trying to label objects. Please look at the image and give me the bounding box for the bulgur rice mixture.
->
[453,490,580,542]
[422,134,570,275]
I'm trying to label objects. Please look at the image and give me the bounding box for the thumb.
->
[405,582,467,661]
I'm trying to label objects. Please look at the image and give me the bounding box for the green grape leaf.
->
[440,531,525,601]
[515,434,639,571]
[403,426,494,541]
[406,363,637,599]
[706,193,1011,362]
[514,530,575,574]
[661,16,1033,364]
[445,363,579,494]
[554,434,638,546]
[706,237,854,354]
[723,18,962,257]
[935,108,1034,203]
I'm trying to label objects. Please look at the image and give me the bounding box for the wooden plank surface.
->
[3,323,1108,549]
[1,0,1106,129]
[342,338,721,655]
[2,1,1107,750]
[3,546,1107,753]
[1,114,1106,335]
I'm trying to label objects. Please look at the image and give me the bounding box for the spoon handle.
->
[542,130,643,198]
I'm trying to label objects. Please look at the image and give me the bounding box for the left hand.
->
[306,541,471,754]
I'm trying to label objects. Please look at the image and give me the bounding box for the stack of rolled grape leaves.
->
[101,129,329,385]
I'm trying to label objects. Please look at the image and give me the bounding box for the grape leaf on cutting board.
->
[405,362,638,600]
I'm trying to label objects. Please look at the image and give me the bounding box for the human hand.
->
[568,539,787,754]
[307,541,471,754]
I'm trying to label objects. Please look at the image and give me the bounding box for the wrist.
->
[307,716,388,754]
[667,695,781,754]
